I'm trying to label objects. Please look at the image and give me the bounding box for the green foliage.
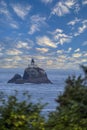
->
[80,64,87,78]
[0,91,45,130]
[57,75,87,108]
[46,75,87,130]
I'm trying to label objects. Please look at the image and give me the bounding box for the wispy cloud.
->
[84,52,87,56]
[74,48,80,52]
[74,19,87,36]
[53,28,72,45]
[67,18,87,37]
[5,56,22,62]
[16,41,31,49]
[65,0,77,8]
[0,52,3,57]
[0,0,12,20]
[53,28,63,33]
[78,25,87,33]
[51,1,70,16]
[57,47,72,54]
[10,23,19,29]
[72,53,82,58]
[51,0,79,17]
[67,17,81,26]
[36,47,49,53]
[29,15,46,34]
[41,0,53,4]
[6,49,22,55]
[0,44,4,51]
[0,0,19,29]
[11,3,31,20]
[82,41,87,46]
[82,0,87,5]
[67,47,72,53]
[57,49,64,54]
[56,49,86,69]
[29,24,40,35]
[36,36,57,48]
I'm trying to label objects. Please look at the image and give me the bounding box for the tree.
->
[80,64,87,79]
[46,75,87,130]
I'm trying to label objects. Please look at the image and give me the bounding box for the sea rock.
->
[22,67,52,84]
[8,59,52,84]
[8,74,22,83]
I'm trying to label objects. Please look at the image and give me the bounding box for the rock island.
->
[8,59,52,84]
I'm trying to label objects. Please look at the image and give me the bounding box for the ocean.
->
[0,68,82,115]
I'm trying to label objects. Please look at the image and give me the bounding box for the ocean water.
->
[0,68,82,114]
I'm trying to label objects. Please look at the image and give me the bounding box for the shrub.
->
[0,91,45,130]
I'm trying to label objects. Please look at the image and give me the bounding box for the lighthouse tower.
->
[31,58,35,66]
[28,58,37,68]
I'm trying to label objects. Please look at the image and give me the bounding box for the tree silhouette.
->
[80,64,87,78]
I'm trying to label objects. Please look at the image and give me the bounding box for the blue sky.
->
[0,0,87,69]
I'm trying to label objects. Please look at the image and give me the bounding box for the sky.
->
[0,0,87,69]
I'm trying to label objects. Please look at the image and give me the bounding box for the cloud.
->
[0,1,19,29]
[58,36,71,45]
[47,60,53,66]
[65,0,76,8]
[66,54,84,68]
[82,19,87,24]
[6,49,22,55]
[67,17,81,26]
[0,0,10,18]
[5,56,22,62]
[57,49,64,54]
[74,48,80,52]
[11,3,31,20]
[74,19,87,36]
[51,0,78,17]
[78,25,87,33]
[58,55,67,61]
[67,47,72,53]
[16,41,31,49]
[10,23,19,29]
[0,44,4,51]
[82,41,87,46]
[81,59,87,63]
[51,1,70,16]
[53,28,72,45]
[29,15,46,34]
[84,52,87,56]
[57,47,72,54]
[82,0,87,5]
[41,0,53,4]
[29,24,40,35]
[0,52,3,56]
[36,48,49,53]
[53,28,63,33]
[72,53,82,58]
[12,56,22,61]
[36,36,57,48]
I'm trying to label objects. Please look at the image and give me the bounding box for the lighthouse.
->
[31,58,35,66]
[28,58,37,68]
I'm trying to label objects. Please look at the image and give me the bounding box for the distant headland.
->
[8,59,52,84]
